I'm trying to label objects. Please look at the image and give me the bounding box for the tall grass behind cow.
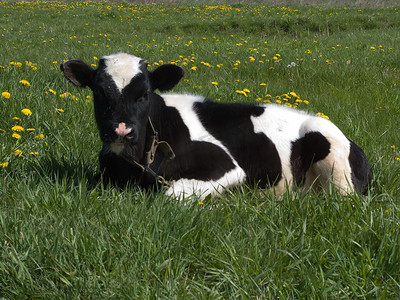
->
[60,53,372,199]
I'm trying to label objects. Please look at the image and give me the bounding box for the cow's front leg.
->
[165,165,246,200]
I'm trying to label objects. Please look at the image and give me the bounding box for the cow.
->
[60,52,372,199]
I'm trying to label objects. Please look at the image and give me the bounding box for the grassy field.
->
[1,1,400,298]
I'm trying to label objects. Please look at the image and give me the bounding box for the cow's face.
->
[61,53,184,160]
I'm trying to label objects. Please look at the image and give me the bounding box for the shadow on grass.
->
[31,155,100,189]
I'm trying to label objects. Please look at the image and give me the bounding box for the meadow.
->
[1,1,400,298]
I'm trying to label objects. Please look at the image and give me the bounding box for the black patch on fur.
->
[148,95,237,183]
[348,140,372,194]
[290,132,331,186]
[194,100,282,187]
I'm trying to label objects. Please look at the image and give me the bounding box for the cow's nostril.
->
[125,133,135,140]
[115,122,132,137]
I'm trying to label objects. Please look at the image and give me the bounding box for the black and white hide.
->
[61,53,372,199]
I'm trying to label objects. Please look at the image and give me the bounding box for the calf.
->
[61,52,372,199]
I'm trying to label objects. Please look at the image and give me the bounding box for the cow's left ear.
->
[149,64,184,92]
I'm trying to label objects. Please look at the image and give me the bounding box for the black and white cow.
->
[61,52,372,199]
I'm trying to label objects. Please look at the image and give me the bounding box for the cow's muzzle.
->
[114,122,134,140]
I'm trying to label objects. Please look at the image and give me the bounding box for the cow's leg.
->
[165,165,246,200]
[299,117,354,194]
[163,142,247,199]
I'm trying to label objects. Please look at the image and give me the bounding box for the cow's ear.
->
[60,60,94,87]
[149,64,184,92]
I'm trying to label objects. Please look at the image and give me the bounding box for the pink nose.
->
[115,122,132,137]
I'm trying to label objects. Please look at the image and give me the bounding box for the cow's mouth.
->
[110,142,125,154]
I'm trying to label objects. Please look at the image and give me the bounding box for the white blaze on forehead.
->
[103,53,143,92]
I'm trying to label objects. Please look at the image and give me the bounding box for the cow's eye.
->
[137,92,148,102]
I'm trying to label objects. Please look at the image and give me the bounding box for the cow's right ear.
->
[60,60,94,88]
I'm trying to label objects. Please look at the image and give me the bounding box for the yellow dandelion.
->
[49,89,57,95]
[236,90,248,97]
[12,133,21,139]
[59,92,70,99]
[316,112,330,120]
[2,92,11,99]
[211,81,218,86]
[35,134,44,139]
[56,108,65,113]
[12,117,21,122]
[19,80,31,86]
[14,149,23,156]
[29,152,39,156]
[11,125,24,132]
[21,108,32,116]
[26,128,35,132]
[0,162,9,169]
[260,83,267,86]
[0,128,5,133]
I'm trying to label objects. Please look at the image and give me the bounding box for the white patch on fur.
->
[251,105,310,192]
[251,104,354,194]
[162,93,246,198]
[299,117,353,193]
[104,53,143,92]
[165,167,245,200]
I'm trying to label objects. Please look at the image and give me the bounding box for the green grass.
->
[1,1,400,298]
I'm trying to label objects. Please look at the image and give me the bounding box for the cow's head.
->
[60,53,184,161]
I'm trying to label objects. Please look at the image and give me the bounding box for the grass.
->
[1,1,400,298]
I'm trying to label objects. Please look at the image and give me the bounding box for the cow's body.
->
[61,53,371,199]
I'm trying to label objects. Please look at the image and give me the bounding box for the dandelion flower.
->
[11,125,24,132]
[49,89,57,95]
[29,152,39,156]
[12,133,21,139]
[26,128,36,132]
[12,117,21,122]
[19,80,30,86]
[211,81,218,86]
[14,149,23,156]
[35,134,44,139]
[56,108,65,113]
[236,90,248,97]
[21,108,32,116]
[316,112,330,120]
[0,162,9,169]
[1,92,11,99]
